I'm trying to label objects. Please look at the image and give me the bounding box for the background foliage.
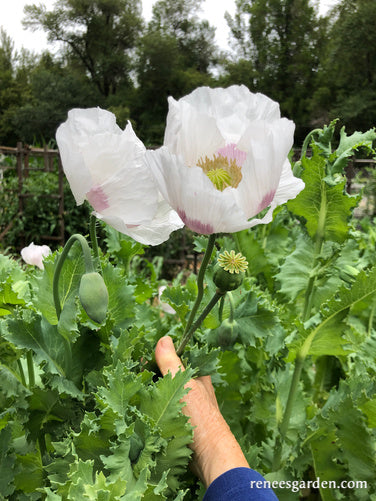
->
[0,0,375,146]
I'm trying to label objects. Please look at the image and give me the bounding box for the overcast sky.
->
[1,0,339,55]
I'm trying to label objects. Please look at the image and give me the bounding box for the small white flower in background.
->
[158,286,176,315]
[56,108,183,245]
[146,85,305,234]
[21,242,51,270]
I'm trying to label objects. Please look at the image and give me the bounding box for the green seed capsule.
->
[79,272,109,323]
[213,264,245,292]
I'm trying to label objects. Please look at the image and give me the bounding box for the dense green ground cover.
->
[0,123,376,500]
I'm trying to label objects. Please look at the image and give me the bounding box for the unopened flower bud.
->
[79,272,109,323]
[217,318,239,348]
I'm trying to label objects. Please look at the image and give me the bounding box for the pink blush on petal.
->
[87,185,110,211]
[178,209,214,235]
[217,143,247,167]
[257,190,276,213]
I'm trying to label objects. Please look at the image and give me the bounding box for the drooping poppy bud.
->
[79,272,109,323]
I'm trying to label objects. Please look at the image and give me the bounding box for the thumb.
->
[155,336,185,377]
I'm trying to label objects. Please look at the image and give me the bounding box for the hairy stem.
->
[17,359,27,387]
[181,234,216,336]
[89,214,100,268]
[177,290,225,356]
[273,355,305,470]
[26,350,35,388]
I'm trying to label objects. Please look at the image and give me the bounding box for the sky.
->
[0,0,339,55]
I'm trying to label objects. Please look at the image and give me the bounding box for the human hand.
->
[155,335,250,488]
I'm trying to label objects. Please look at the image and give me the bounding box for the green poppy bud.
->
[217,318,239,348]
[79,272,109,323]
[207,318,239,349]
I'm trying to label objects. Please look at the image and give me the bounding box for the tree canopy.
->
[0,0,375,146]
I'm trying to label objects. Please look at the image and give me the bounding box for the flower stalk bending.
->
[53,234,108,323]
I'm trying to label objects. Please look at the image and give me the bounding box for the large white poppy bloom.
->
[56,108,183,245]
[146,85,304,234]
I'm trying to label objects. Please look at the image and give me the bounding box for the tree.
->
[23,0,143,97]
[225,0,324,141]
[10,53,102,144]
[311,0,376,132]
[0,29,32,145]
[134,0,218,145]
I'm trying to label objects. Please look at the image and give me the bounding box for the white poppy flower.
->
[146,85,305,234]
[21,242,51,270]
[56,108,183,245]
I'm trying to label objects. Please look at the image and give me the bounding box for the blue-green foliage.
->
[1,123,376,500]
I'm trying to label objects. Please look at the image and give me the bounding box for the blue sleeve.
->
[203,467,279,501]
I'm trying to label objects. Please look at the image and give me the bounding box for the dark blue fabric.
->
[203,467,279,501]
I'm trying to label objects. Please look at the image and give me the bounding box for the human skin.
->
[155,335,250,488]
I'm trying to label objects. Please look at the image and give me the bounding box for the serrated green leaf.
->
[299,266,376,358]
[182,343,221,380]
[30,246,85,327]
[0,277,27,316]
[331,127,376,175]
[97,362,145,417]
[234,291,284,354]
[140,370,193,492]
[0,426,17,498]
[104,225,145,270]
[14,451,44,493]
[275,235,315,302]
[100,262,135,335]
[4,314,72,377]
[288,150,358,243]
[160,286,192,324]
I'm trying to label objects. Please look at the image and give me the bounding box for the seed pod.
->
[79,272,109,323]
[213,264,245,292]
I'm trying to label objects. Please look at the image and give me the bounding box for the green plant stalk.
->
[272,355,305,470]
[26,350,35,388]
[53,234,95,320]
[177,290,225,356]
[181,234,216,335]
[300,128,324,159]
[89,214,100,267]
[274,181,327,470]
[218,295,225,323]
[227,292,235,323]
[17,359,27,387]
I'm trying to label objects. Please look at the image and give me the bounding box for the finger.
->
[155,335,185,377]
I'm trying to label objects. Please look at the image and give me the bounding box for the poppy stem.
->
[53,234,95,320]
[177,290,225,356]
[89,214,100,268]
[176,233,217,354]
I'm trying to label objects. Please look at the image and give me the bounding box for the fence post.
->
[16,141,25,248]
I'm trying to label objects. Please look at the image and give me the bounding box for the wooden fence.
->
[0,142,65,248]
